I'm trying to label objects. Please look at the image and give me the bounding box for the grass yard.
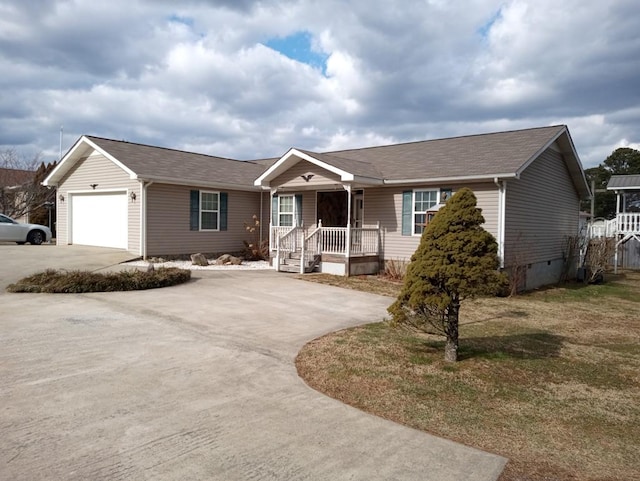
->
[296,272,640,481]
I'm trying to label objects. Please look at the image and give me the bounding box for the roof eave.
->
[138,176,260,191]
[383,173,518,186]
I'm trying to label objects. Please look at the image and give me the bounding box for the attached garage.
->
[70,191,128,249]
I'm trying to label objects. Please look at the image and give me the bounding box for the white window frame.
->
[277,195,295,227]
[200,191,220,231]
[413,189,439,235]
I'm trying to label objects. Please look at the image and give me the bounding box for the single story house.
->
[44,125,590,289]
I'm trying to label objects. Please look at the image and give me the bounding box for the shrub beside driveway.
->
[6,268,191,293]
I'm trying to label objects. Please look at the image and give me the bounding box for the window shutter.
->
[219,192,228,231]
[271,195,278,226]
[190,190,200,231]
[401,190,412,236]
[295,194,303,227]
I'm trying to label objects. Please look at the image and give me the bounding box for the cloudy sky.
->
[1,0,639,168]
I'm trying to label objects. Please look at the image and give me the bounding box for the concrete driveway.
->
[0,245,506,480]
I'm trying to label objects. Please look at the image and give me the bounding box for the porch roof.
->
[607,175,640,191]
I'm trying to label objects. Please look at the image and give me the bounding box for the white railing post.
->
[275,229,281,272]
[300,230,306,274]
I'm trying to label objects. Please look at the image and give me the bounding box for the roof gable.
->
[44,136,268,190]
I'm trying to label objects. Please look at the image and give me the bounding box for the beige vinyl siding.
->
[146,183,260,256]
[364,183,499,261]
[271,160,342,189]
[56,151,140,253]
[504,148,579,267]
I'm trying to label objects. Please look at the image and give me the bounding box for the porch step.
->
[279,264,302,273]
[278,251,321,273]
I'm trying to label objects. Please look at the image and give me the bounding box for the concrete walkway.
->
[0,246,507,480]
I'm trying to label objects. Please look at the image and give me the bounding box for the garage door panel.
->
[71,193,127,249]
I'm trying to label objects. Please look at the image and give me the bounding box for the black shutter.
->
[219,192,228,231]
[190,190,199,231]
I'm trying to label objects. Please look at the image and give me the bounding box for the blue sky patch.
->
[168,14,195,28]
[477,8,502,39]
[264,31,328,75]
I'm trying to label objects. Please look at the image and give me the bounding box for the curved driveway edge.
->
[0,248,507,480]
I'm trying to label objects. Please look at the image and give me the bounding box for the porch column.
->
[271,188,279,271]
[614,191,620,274]
[345,184,352,275]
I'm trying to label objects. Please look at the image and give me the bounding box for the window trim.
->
[199,190,220,231]
[277,194,295,227]
[412,189,439,236]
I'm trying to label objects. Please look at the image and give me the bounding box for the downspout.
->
[140,181,154,260]
[494,177,506,268]
[259,190,263,247]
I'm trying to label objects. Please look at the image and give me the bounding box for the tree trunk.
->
[444,299,460,362]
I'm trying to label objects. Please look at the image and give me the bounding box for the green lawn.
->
[296,272,640,481]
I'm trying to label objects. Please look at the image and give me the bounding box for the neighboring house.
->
[44,125,590,289]
[605,175,640,270]
[0,167,36,223]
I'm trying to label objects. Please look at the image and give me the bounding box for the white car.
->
[0,213,52,245]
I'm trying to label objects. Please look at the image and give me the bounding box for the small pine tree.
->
[388,188,506,362]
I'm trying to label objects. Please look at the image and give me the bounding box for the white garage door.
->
[71,192,128,249]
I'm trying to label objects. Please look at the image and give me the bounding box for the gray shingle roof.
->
[607,174,640,190]
[0,168,34,187]
[86,136,267,188]
[296,149,384,179]
[313,125,567,180]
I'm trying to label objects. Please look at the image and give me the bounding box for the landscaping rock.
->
[215,254,243,265]
[190,253,209,266]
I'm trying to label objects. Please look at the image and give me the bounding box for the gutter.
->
[383,172,518,185]
[140,180,154,259]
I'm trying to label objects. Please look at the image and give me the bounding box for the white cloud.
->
[0,0,638,170]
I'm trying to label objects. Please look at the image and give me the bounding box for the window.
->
[200,191,219,230]
[190,190,227,231]
[413,190,438,234]
[278,195,294,227]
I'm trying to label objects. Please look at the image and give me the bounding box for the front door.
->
[352,192,363,228]
[317,191,348,227]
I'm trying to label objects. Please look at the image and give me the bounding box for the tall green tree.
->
[584,147,640,218]
[388,188,506,362]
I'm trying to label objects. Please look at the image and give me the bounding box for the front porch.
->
[270,224,382,275]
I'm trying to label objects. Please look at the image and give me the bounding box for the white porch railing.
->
[301,227,323,273]
[589,218,617,238]
[350,227,380,255]
[270,226,292,249]
[617,213,640,235]
[271,225,380,257]
[321,227,347,254]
